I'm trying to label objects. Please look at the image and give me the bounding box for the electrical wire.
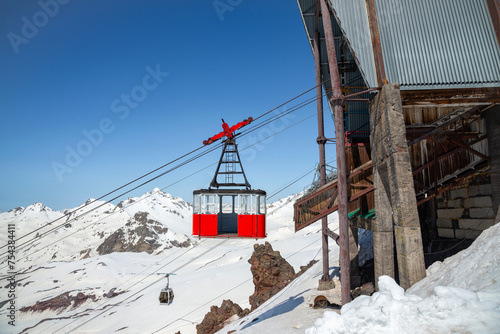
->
[0,108,322,279]
[251,78,330,123]
[267,167,317,200]
[0,144,208,251]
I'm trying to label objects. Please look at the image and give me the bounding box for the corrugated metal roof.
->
[374,0,500,90]
[296,0,372,131]
[328,0,378,89]
[297,0,500,91]
[297,0,378,89]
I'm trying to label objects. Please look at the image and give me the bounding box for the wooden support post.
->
[320,0,351,304]
[349,225,361,287]
[370,84,426,290]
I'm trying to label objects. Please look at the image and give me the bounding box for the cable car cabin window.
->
[202,194,219,214]
[258,195,266,214]
[220,195,234,213]
[239,194,256,215]
[193,194,201,214]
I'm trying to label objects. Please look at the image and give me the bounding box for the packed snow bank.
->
[306,222,500,334]
[409,220,500,299]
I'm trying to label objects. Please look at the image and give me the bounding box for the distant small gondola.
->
[193,118,266,238]
[158,274,174,305]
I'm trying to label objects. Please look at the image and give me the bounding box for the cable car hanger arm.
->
[203,117,253,145]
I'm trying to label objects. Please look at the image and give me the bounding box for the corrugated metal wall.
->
[375,0,500,90]
[297,0,372,132]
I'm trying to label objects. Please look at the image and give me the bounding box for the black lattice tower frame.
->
[210,138,251,189]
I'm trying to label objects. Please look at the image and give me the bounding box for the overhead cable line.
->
[0,144,208,253]
[267,167,317,200]
[0,110,320,271]
[251,78,330,123]
[151,230,333,333]
[1,84,325,259]
[51,239,228,334]
[0,142,223,260]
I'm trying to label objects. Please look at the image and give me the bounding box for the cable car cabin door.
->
[218,212,237,234]
[218,195,237,235]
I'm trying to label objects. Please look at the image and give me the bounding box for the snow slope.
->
[1,189,499,334]
[0,191,340,333]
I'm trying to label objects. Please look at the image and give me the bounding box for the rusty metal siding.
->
[375,0,500,90]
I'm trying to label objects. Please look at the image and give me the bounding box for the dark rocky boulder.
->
[196,299,250,334]
[248,241,295,310]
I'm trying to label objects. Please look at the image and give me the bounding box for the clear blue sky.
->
[0,0,337,212]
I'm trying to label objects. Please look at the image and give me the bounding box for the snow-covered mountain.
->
[0,189,333,333]
[0,189,499,334]
[0,188,194,267]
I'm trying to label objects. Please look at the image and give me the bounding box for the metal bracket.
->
[316,136,327,145]
[330,96,346,107]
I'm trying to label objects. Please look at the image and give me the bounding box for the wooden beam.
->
[486,0,500,48]
[401,87,500,105]
[407,106,481,146]
[412,135,488,175]
[326,228,340,245]
[450,139,491,162]
[365,0,388,86]
[416,162,489,206]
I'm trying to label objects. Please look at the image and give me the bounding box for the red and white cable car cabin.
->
[193,189,266,237]
[193,117,266,238]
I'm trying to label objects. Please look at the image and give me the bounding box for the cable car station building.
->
[294,0,500,300]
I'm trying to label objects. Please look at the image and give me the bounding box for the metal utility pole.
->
[314,28,331,285]
[319,0,351,304]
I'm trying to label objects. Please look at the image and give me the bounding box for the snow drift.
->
[306,222,500,334]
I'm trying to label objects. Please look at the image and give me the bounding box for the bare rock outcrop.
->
[19,291,97,314]
[248,241,295,310]
[196,299,250,334]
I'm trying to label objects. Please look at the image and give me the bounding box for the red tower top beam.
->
[203,117,253,145]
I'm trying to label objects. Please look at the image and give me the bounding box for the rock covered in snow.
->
[96,211,191,255]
